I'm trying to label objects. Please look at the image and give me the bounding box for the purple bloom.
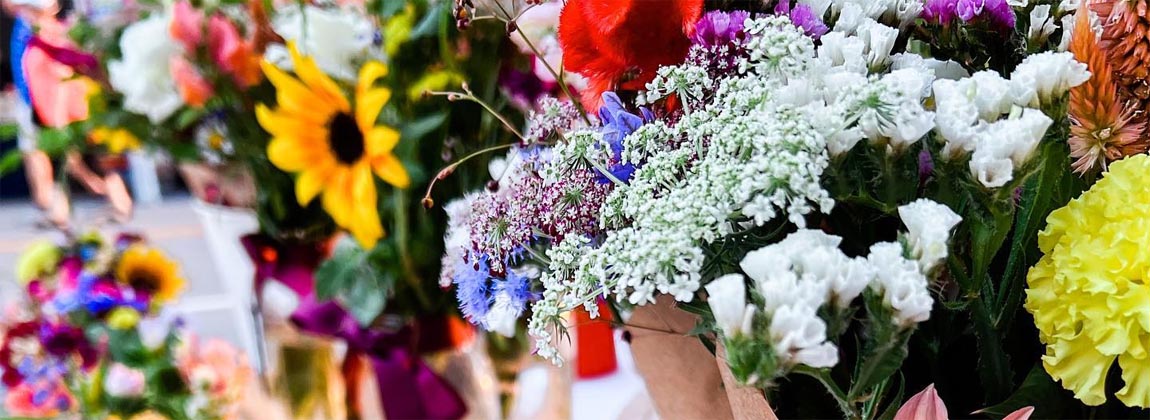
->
[918,149,934,182]
[454,253,493,325]
[923,0,1014,30]
[775,1,829,40]
[691,10,750,47]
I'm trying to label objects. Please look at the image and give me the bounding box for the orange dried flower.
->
[1069,1,1147,174]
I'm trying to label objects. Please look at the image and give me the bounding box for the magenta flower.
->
[774,1,829,40]
[923,0,1015,31]
[691,10,750,47]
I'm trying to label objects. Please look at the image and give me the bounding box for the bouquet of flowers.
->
[4,233,250,419]
[440,0,1150,418]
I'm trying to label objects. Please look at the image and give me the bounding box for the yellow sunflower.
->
[256,45,409,249]
[115,245,185,304]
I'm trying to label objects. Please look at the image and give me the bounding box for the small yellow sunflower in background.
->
[90,127,141,154]
[256,44,409,249]
[115,245,185,304]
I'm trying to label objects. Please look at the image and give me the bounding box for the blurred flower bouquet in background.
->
[439,0,1150,418]
[4,233,249,419]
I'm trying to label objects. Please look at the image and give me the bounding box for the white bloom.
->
[1057,13,1075,52]
[969,154,1015,188]
[706,274,757,337]
[856,19,899,69]
[969,71,1016,120]
[1009,0,1029,7]
[439,194,477,287]
[867,242,933,327]
[769,305,839,368]
[104,364,146,397]
[1029,5,1057,45]
[271,5,375,81]
[137,311,176,350]
[898,199,962,273]
[1009,52,1090,107]
[834,2,866,34]
[261,281,302,321]
[818,32,868,74]
[968,107,1053,187]
[108,14,184,123]
[886,0,924,29]
[799,0,834,17]
[485,292,520,337]
[891,53,969,80]
[932,79,982,158]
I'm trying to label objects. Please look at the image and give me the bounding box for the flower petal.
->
[372,154,410,189]
[894,384,948,420]
[288,43,350,113]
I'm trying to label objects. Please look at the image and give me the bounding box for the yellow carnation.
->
[1025,154,1150,408]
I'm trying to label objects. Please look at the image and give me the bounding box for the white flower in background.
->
[857,19,899,69]
[108,14,185,123]
[799,0,834,17]
[194,119,235,165]
[270,5,375,81]
[261,280,302,321]
[1028,5,1057,45]
[104,363,146,397]
[834,2,866,34]
[818,32,868,74]
[969,71,1015,120]
[932,79,983,158]
[866,242,933,327]
[1057,13,1075,52]
[1009,0,1029,7]
[968,108,1053,188]
[741,230,871,310]
[1009,51,1090,108]
[769,304,839,368]
[898,199,962,273]
[884,0,924,29]
[485,292,520,337]
[706,274,757,337]
[891,53,969,80]
[137,311,177,350]
[439,194,477,287]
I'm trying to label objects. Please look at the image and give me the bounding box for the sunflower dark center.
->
[128,271,160,294]
[329,113,366,164]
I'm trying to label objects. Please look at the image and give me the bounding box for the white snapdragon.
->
[866,242,933,327]
[897,199,962,273]
[1028,5,1058,45]
[706,274,758,337]
[1009,51,1090,108]
[891,53,970,80]
[108,14,184,123]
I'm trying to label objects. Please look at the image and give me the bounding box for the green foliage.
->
[315,239,396,326]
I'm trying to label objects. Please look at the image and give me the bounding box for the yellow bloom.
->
[256,44,408,249]
[129,411,170,420]
[1025,154,1150,408]
[90,127,141,154]
[15,241,61,285]
[116,245,186,304]
[107,307,141,329]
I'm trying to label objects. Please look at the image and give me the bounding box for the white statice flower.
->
[108,14,184,123]
[834,2,867,34]
[769,304,839,368]
[833,68,935,153]
[1009,0,1029,6]
[1029,5,1058,45]
[1057,12,1075,52]
[485,292,520,337]
[705,274,758,337]
[1009,51,1090,108]
[856,19,899,69]
[969,71,1016,120]
[932,79,983,158]
[439,194,477,288]
[867,242,934,327]
[897,199,962,273]
[884,0,924,29]
[891,53,970,80]
[968,107,1053,187]
[799,0,834,17]
[741,230,871,310]
[270,5,376,81]
[818,32,868,74]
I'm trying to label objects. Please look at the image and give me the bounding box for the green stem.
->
[795,366,860,420]
[394,189,431,309]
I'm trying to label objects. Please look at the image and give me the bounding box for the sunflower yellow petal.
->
[365,126,400,157]
[372,155,410,189]
[295,168,331,206]
[261,60,335,124]
[357,61,389,95]
[322,168,353,226]
[356,88,391,131]
[288,44,350,113]
[268,136,327,172]
[348,164,382,248]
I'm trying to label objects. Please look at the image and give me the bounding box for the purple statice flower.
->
[918,149,934,182]
[691,10,750,47]
[775,1,829,40]
[923,0,1015,31]
[453,253,493,325]
[596,92,652,184]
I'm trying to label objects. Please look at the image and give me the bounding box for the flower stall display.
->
[436,0,1150,418]
[4,233,250,419]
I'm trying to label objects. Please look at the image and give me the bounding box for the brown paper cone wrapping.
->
[625,295,734,420]
[716,344,778,420]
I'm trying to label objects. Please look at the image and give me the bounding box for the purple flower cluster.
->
[922,0,1015,31]
[691,10,750,48]
[598,92,652,184]
[774,1,829,40]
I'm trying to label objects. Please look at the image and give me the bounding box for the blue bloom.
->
[454,253,494,325]
[493,268,534,316]
[597,92,651,184]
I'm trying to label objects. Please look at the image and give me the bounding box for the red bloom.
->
[559,0,704,111]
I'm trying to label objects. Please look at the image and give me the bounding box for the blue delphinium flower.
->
[597,92,651,184]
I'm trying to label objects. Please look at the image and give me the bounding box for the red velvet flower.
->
[559,0,705,111]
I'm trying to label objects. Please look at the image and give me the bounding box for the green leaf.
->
[314,240,368,301]
[410,2,445,39]
[876,373,906,420]
[0,123,16,139]
[37,128,75,156]
[971,298,1013,403]
[977,364,1070,419]
[174,107,206,131]
[850,292,914,401]
[314,239,393,326]
[401,112,449,141]
[341,270,391,327]
[0,150,23,176]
